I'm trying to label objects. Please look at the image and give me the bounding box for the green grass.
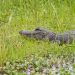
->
[0,0,75,66]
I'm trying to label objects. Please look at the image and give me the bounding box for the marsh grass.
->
[0,0,75,66]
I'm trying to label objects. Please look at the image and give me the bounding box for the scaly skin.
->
[19,27,75,45]
[19,27,56,41]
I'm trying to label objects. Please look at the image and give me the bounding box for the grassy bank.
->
[0,0,75,74]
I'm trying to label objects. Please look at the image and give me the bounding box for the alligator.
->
[19,27,56,41]
[19,27,75,45]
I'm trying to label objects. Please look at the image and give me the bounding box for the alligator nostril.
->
[19,30,23,34]
[19,30,26,35]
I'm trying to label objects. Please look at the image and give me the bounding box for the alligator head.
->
[19,27,56,41]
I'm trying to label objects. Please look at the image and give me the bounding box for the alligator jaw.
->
[19,30,33,37]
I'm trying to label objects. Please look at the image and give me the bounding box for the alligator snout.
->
[19,30,34,38]
[19,30,31,35]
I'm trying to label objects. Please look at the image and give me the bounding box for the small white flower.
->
[26,69,30,75]
[52,65,56,71]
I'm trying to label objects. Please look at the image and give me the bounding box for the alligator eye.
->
[34,27,41,31]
